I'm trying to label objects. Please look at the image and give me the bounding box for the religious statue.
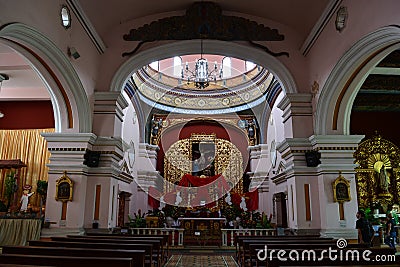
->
[150,117,163,144]
[378,165,389,193]
[225,192,232,205]
[20,186,34,212]
[159,195,166,209]
[240,196,247,211]
[175,191,182,206]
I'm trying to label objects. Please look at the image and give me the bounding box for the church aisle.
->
[164,255,239,267]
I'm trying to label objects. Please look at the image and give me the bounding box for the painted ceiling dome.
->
[131,54,275,114]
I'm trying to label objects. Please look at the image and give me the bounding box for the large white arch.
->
[315,26,400,135]
[111,39,297,142]
[0,23,92,133]
[112,39,297,95]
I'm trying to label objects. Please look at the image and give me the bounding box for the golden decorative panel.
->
[354,134,400,210]
[164,134,243,194]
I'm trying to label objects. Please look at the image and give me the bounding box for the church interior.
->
[0,0,400,266]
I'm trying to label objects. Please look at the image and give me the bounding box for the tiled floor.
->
[164,255,239,267]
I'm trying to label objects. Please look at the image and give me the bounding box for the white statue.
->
[20,189,34,212]
[225,192,232,205]
[159,195,166,209]
[175,191,182,205]
[240,196,247,211]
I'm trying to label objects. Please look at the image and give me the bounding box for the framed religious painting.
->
[332,173,351,203]
[55,171,74,202]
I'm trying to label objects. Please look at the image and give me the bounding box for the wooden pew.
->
[28,240,154,267]
[50,236,161,266]
[235,235,333,261]
[2,246,145,266]
[0,254,133,267]
[249,244,398,267]
[66,234,169,265]
[238,237,335,265]
[78,233,170,262]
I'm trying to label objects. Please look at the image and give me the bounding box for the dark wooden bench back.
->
[0,254,133,267]
[2,246,145,266]
[28,240,153,266]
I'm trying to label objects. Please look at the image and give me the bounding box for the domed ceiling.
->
[131,54,275,114]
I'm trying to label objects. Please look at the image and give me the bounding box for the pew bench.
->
[79,233,170,262]
[28,240,154,267]
[65,234,168,265]
[250,245,398,267]
[0,254,134,267]
[50,236,162,266]
[2,246,145,266]
[239,238,337,266]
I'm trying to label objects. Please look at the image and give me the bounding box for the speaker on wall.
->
[305,150,321,167]
[84,150,100,167]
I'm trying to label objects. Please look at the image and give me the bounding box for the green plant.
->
[36,180,48,204]
[363,207,380,225]
[4,171,17,208]
[128,209,147,228]
[0,200,7,212]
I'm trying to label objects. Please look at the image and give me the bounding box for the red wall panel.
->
[157,120,249,175]
[0,101,54,129]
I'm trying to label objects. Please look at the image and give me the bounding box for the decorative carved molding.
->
[122,2,287,57]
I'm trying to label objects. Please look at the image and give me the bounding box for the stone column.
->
[135,143,160,212]
[276,135,364,238]
[277,93,313,139]
[41,132,97,235]
[248,144,270,212]
[93,91,128,137]
[309,134,364,239]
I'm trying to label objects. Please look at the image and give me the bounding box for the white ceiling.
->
[0,0,332,101]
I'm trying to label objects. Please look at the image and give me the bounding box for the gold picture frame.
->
[55,171,74,202]
[333,173,351,203]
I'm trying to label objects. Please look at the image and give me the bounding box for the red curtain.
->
[148,186,161,208]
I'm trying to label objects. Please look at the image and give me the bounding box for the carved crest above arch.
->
[122,1,288,57]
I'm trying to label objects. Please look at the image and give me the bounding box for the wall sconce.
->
[335,6,348,32]
[60,5,71,29]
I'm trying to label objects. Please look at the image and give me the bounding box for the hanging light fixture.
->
[181,39,223,89]
[0,73,9,118]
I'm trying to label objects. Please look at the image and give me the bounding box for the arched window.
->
[245,61,256,71]
[150,61,159,71]
[173,56,182,77]
[222,57,231,78]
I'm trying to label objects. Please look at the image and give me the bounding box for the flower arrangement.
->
[128,209,147,228]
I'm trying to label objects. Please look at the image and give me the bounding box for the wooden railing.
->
[221,228,276,247]
[124,227,276,247]
[128,228,184,246]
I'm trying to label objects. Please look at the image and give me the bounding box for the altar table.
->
[0,219,41,246]
[178,217,226,246]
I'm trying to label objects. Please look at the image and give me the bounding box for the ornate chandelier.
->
[181,40,222,89]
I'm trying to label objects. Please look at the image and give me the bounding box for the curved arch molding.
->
[0,23,92,133]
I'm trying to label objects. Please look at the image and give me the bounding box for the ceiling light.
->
[61,5,71,29]
[0,73,9,94]
[0,73,9,83]
[181,39,222,89]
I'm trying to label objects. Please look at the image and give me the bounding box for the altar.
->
[178,217,226,246]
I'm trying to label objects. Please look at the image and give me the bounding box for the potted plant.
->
[37,180,48,209]
[4,171,17,210]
